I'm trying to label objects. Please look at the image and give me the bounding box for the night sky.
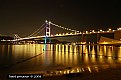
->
[0,0,121,37]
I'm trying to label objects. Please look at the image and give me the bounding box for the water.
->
[0,44,121,75]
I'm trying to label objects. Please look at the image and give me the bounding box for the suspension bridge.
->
[1,20,121,44]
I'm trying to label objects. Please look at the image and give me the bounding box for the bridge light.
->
[75,32,77,34]
[49,21,51,24]
[59,33,62,36]
[92,30,95,33]
[68,29,71,30]
[117,28,121,30]
[100,29,102,32]
[45,20,48,23]
[77,31,79,32]
[61,27,64,29]
[83,32,85,34]
[108,28,112,31]
[62,33,65,35]
[55,34,58,36]
[117,28,119,30]
[98,31,100,33]
[86,31,88,34]
[113,30,115,32]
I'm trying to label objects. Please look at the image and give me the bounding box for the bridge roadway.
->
[1,30,115,42]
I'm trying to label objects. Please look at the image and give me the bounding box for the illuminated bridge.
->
[1,20,121,43]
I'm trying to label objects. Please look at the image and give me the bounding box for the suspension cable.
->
[32,27,45,36]
[28,23,45,37]
[50,22,79,32]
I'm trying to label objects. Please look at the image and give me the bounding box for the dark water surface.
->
[0,44,121,76]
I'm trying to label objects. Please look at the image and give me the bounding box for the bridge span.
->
[1,20,121,44]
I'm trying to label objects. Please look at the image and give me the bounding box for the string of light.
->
[28,20,118,38]
[50,22,80,32]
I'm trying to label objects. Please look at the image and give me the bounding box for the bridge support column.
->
[45,20,51,44]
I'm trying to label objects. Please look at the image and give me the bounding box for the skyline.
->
[0,0,121,37]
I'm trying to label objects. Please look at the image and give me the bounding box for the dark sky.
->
[0,0,121,37]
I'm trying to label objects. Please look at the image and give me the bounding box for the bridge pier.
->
[44,20,51,44]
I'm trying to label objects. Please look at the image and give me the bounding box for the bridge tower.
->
[14,34,20,40]
[45,20,51,37]
[45,20,51,43]
[13,34,21,44]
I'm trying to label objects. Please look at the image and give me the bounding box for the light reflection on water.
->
[0,44,121,75]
